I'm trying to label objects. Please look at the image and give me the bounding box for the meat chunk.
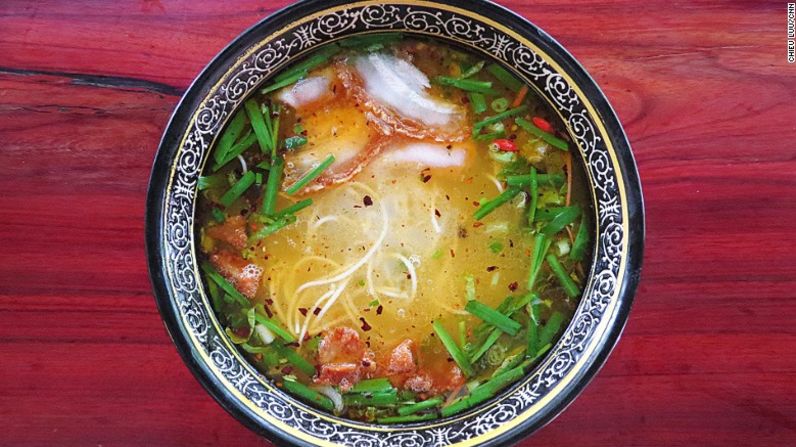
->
[404,373,433,393]
[388,339,416,374]
[317,362,361,392]
[318,327,365,364]
[209,250,262,299]
[206,215,248,250]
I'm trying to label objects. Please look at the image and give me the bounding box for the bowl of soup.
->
[146,0,644,445]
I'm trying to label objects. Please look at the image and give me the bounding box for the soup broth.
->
[196,35,591,423]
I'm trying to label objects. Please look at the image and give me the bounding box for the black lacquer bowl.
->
[146,1,644,445]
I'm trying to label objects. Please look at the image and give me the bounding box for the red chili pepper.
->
[491,138,518,152]
[532,116,554,133]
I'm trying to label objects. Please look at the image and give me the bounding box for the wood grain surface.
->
[1,1,795,446]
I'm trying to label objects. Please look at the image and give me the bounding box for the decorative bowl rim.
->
[145,0,644,446]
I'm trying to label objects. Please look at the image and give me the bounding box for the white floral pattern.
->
[161,3,626,446]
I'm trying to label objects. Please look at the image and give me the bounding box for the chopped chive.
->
[398,396,444,416]
[286,154,335,195]
[261,69,308,95]
[256,160,272,170]
[491,97,509,113]
[339,33,403,50]
[488,240,503,254]
[244,99,273,153]
[254,172,263,186]
[273,198,313,219]
[460,60,485,78]
[473,105,528,132]
[505,173,565,188]
[212,131,256,172]
[468,92,487,114]
[486,63,523,91]
[206,277,224,311]
[198,173,227,191]
[201,262,249,307]
[211,208,225,223]
[435,76,496,94]
[378,413,437,424]
[570,216,590,261]
[281,378,334,411]
[270,104,281,160]
[274,45,340,83]
[274,344,316,376]
[214,112,247,164]
[458,321,467,348]
[492,351,526,378]
[534,206,579,222]
[440,366,525,417]
[349,378,394,394]
[248,214,296,243]
[254,314,295,343]
[528,233,552,291]
[516,117,569,151]
[541,205,580,236]
[528,166,538,225]
[538,311,565,347]
[225,327,249,344]
[343,390,398,407]
[546,255,580,298]
[240,343,271,354]
[433,321,473,377]
[465,300,521,336]
[473,187,521,220]
[469,327,501,363]
[219,171,255,207]
[527,305,540,357]
[284,135,308,150]
[261,156,284,215]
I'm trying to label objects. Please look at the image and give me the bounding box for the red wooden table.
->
[1,1,795,446]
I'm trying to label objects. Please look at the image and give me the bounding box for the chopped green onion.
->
[286,154,335,195]
[441,365,525,417]
[261,69,308,95]
[538,311,565,347]
[468,92,487,114]
[546,255,580,298]
[248,214,296,243]
[516,117,569,151]
[281,378,334,411]
[460,60,485,78]
[465,301,521,336]
[528,166,538,225]
[541,205,580,236]
[343,389,398,407]
[261,156,284,215]
[214,112,247,164]
[338,33,403,50]
[473,105,528,132]
[492,351,526,378]
[274,45,340,83]
[254,172,263,186]
[284,135,308,150]
[274,344,316,376]
[486,63,523,91]
[198,174,227,191]
[225,327,249,344]
[206,277,223,311]
[474,130,507,141]
[491,97,509,113]
[505,173,565,188]
[270,104,281,160]
[470,327,502,363]
[378,413,437,424]
[210,208,225,223]
[201,262,249,307]
[433,321,473,377]
[435,76,496,94]
[473,187,521,220]
[219,171,255,207]
[398,396,444,416]
[244,99,273,153]
[570,216,590,261]
[254,314,295,343]
[527,305,540,357]
[488,241,503,254]
[241,343,271,354]
[349,378,394,394]
[212,131,256,172]
[273,198,313,219]
[527,233,552,291]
